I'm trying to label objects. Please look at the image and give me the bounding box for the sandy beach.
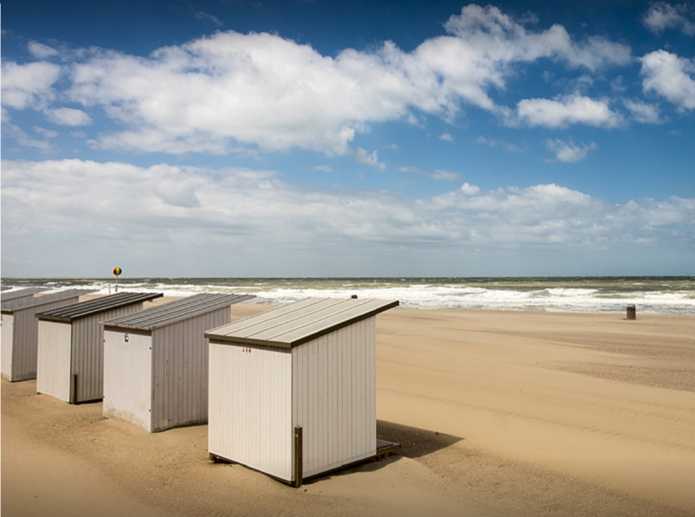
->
[2,304,694,516]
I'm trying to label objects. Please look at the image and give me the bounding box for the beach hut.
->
[102,293,255,432]
[36,292,164,404]
[1,287,47,302]
[1,289,97,382]
[204,297,399,486]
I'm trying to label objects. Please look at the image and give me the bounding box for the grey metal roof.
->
[205,297,399,349]
[102,293,255,331]
[36,292,164,322]
[0,287,47,301]
[1,289,98,313]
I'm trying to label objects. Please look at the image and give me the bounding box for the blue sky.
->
[2,0,694,277]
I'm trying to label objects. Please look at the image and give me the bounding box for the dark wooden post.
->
[70,374,77,404]
[293,426,303,488]
[626,305,636,320]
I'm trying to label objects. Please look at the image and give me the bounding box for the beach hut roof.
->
[1,288,48,301]
[36,292,164,323]
[205,297,399,349]
[1,289,97,313]
[103,293,255,331]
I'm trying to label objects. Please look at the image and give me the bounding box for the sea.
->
[3,276,694,315]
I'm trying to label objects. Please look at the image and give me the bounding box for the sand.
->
[2,305,694,516]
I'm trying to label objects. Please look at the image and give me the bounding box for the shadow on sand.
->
[304,420,463,484]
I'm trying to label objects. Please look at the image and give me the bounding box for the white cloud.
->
[640,50,695,111]
[0,4,626,157]
[432,169,461,181]
[439,133,453,142]
[2,160,692,276]
[517,93,622,128]
[546,138,596,162]
[195,11,224,26]
[354,148,385,170]
[623,99,663,123]
[34,126,58,138]
[643,2,695,36]
[47,107,93,126]
[475,135,525,152]
[1,61,61,109]
[28,41,59,59]
[459,182,480,195]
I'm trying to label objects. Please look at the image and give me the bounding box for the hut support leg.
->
[70,374,77,405]
[293,426,303,488]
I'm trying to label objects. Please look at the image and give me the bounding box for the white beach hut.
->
[204,297,399,486]
[1,289,97,382]
[36,292,164,404]
[102,293,255,432]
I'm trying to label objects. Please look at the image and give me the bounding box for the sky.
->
[1,0,694,278]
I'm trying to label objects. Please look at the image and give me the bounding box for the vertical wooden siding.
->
[6,297,82,381]
[208,342,293,481]
[1,315,15,381]
[149,307,230,432]
[36,321,72,401]
[71,303,145,403]
[103,330,153,431]
[292,317,377,478]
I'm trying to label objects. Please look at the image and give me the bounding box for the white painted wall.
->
[1,315,14,380]
[36,320,72,401]
[103,330,153,431]
[209,342,293,481]
[292,317,376,478]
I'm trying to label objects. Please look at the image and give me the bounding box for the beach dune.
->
[2,305,694,516]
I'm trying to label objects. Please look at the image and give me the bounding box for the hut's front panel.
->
[103,330,153,432]
[150,307,229,432]
[1,314,15,380]
[36,321,72,401]
[71,304,145,403]
[209,342,293,481]
[292,317,377,479]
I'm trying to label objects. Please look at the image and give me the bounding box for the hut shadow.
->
[376,420,462,459]
[303,420,463,484]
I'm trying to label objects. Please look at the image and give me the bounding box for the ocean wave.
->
[3,277,694,315]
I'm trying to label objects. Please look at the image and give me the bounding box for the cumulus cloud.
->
[643,2,695,36]
[47,107,93,126]
[28,41,59,59]
[640,50,695,111]
[623,99,663,123]
[516,93,622,128]
[2,159,693,275]
[546,138,596,162]
[1,4,637,158]
[1,61,61,110]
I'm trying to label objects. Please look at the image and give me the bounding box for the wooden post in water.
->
[626,305,636,320]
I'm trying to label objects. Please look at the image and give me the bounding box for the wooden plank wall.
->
[36,320,72,401]
[6,297,82,382]
[149,307,231,432]
[103,330,153,431]
[71,303,146,403]
[292,317,377,478]
[208,342,293,481]
[1,315,15,380]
